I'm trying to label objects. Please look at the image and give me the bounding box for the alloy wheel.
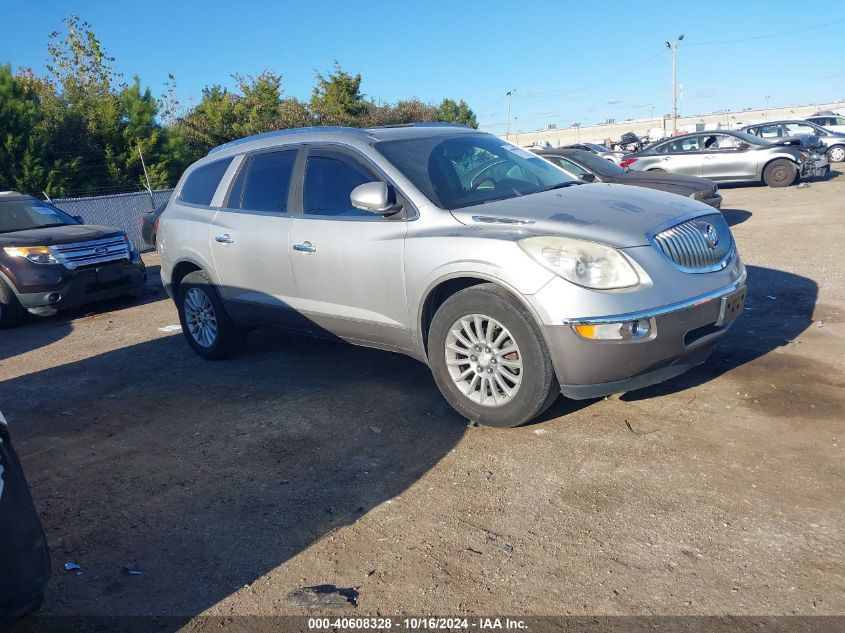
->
[444,313,523,407]
[184,287,218,348]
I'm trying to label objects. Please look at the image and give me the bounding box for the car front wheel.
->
[763,159,797,187]
[428,284,558,427]
[827,145,845,163]
[176,271,242,360]
[0,278,25,329]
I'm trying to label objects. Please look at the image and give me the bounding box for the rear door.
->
[652,137,704,176]
[286,147,410,350]
[208,148,302,327]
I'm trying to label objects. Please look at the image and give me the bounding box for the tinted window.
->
[303,152,378,217]
[227,150,297,213]
[376,134,576,210]
[566,150,624,176]
[0,199,78,234]
[177,157,233,206]
[552,157,589,178]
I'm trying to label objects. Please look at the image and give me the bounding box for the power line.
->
[516,49,668,99]
[685,18,845,46]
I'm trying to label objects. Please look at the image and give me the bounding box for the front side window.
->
[302,151,378,217]
[0,199,78,234]
[552,157,589,178]
[785,123,815,136]
[375,133,576,210]
[227,150,297,213]
[177,157,233,206]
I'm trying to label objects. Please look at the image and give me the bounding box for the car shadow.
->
[2,325,465,624]
[720,208,752,227]
[621,264,817,401]
[0,265,166,359]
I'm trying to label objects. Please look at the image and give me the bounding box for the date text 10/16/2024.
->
[308,617,528,630]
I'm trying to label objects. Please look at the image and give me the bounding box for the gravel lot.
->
[2,173,843,621]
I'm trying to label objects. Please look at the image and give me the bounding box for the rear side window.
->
[302,151,378,217]
[177,158,233,206]
[227,150,298,213]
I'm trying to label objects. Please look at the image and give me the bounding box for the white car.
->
[806,114,845,134]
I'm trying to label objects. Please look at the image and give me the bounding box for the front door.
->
[701,134,757,181]
[209,148,301,326]
[658,136,705,176]
[287,147,410,351]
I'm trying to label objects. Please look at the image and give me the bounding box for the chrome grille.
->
[50,236,129,269]
[652,213,733,272]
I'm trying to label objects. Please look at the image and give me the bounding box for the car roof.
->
[0,192,38,203]
[207,122,478,156]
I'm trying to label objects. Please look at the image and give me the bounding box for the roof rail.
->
[207,126,373,155]
[367,122,472,130]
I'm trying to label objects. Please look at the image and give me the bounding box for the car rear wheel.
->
[827,145,845,163]
[763,159,797,187]
[428,284,558,428]
[176,271,242,360]
[0,278,25,329]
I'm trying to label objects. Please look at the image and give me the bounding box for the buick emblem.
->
[702,223,719,249]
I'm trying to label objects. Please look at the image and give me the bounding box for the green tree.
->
[310,62,367,126]
[436,98,478,128]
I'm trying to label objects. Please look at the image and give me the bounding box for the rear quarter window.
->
[177,157,234,206]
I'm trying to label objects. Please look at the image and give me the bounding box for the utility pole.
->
[505,90,514,141]
[665,34,684,135]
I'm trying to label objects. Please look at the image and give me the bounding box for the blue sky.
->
[2,1,843,134]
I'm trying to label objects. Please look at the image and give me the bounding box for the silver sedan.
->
[622,130,828,187]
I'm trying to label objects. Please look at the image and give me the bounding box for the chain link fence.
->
[51,189,174,252]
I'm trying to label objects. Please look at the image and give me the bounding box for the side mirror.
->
[578,173,597,183]
[72,215,85,224]
[350,182,399,214]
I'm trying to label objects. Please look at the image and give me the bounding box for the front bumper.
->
[14,260,146,311]
[800,156,830,179]
[541,273,746,399]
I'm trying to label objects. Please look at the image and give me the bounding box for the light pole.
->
[505,90,514,141]
[665,34,684,135]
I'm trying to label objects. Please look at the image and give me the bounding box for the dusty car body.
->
[621,130,828,186]
[533,148,722,208]
[740,120,845,163]
[157,124,746,427]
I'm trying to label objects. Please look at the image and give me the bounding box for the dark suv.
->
[0,192,146,328]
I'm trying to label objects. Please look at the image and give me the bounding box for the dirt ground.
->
[1,172,843,622]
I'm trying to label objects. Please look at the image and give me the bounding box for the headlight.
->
[519,236,639,289]
[3,246,59,264]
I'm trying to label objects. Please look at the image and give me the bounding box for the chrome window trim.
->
[562,268,747,325]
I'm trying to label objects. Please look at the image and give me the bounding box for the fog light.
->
[46,292,61,304]
[574,319,651,340]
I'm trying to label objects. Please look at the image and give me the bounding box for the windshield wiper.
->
[534,182,581,194]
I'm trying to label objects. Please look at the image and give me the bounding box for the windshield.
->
[0,199,78,234]
[566,150,625,176]
[585,143,611,153]
[375,133,577,210]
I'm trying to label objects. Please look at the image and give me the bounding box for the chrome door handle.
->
[293,241,316,253]
[215,234,234,244]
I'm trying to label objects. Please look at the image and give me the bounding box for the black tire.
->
[427,284,558,428]
[0,278,25,329]
[763,159,797,188]
[176,270,242,360]
[826,145,845,163]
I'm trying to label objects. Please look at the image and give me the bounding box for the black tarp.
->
[0,413,50,626]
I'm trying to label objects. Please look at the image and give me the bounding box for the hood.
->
[608,170,715,196]
[0,224,124,248]
[449,183,713,248]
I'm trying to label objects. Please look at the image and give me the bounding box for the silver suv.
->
[157,124,746,427]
